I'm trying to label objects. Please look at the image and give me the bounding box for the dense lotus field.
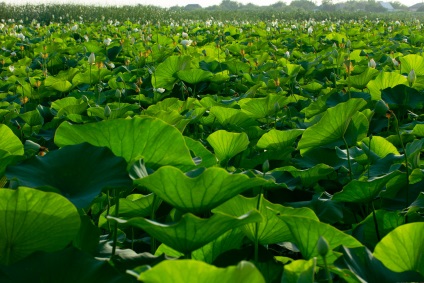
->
[1,14,424,283]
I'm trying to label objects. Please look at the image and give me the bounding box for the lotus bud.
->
[262,160,270,173]
[285,51,290,59]
[88,52,95,65]
[104,105,111,118]
[408,69,416,86]
[328,56,334,65]
[103,38,112,46]
[368,58,376,68]
[115,89,121,98]
[332,49,338,58]
[392,58,399,67]
[317,236,329,257]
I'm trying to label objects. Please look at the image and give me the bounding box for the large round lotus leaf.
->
[367,72,407,100]
[6,143,131,208]
[152,55,191,90]
[177,69,213,84]
[138,260,265,283]
[373,222,424,276]
[400,54,424,76]
[108,211,261,254]
[207,130,249,163]
[280,216,362,265]
[213,195,318,245]
[54,117,194,169]
[0,187,80,265]
[297,99,368,155]
[134,166,268,214]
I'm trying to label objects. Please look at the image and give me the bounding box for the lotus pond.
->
[0,12,424,283]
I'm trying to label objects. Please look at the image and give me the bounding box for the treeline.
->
[0,0,419,25]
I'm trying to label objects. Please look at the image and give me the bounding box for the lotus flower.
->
[368,59,376,68]
[103,38,112,46]
[408,69,416,86]
[88,52,95,65]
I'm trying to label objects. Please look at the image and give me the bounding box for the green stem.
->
[323,256,333,283]
[106,190,112,232]
[111,189,120,257]
[150,194,157,254]
[254,191,263,262]
[392,111,409,223]
[371,200,381,241]
[342,136,353,180]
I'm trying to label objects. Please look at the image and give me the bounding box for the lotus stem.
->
[254,191,263,262]
[391,110,409,223]
[371,201,381,241]
[150,193,157,254]
[342,136,353,181]
[111,189,120,257]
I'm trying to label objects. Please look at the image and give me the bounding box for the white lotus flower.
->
[182,32,188,38]
[88,52,95,65]
[285,51,290,59]
[368,59,376,68]
[8,65,14,72]
[16,33,25,41]
[308,26,313,35]
[103,38,112,46]
[155,88,165,93]
[180,39,192,47]
[71,24,78,31]
[392,58,399,67]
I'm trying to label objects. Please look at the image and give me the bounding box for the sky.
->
[2,0,423,8]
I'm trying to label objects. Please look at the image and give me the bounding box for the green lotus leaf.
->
[239,95,294,119]
[0,187,81,265]
[412,124,424,137]
[0,246,130,283]
[44,76,73,92]
[134,166,267,214]
[361,136,399,158]
[213,195,318,245]
[152,55,191,90]
[400,54,424,76]
[6,143,131,208]
[269,164,334,188]
[54,117,195,169]
[0,124,23,156]
[348,67,379,89]
[381,85,424,110]
[210,106,258,129]
[98,194,160,229]
[109,211,261,254]
[137,260,265,283]
[192,229,245,264]
[334,246,424,283]
[367,72,407,100]
[332,171,400,203]
[177,69,213,84]
[297,99,368,155]
[373,222,424,276]
[19,109,44,126]
[257,129,303,150]
[183,136,217,169]
[352,210,404,249]
[279,216,362,264]
[207,130,249,164]
[281,258,316,283]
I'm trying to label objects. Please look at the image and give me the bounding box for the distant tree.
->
[389,1,408,11]
[321,0,336,11]
[270,1,287,9]
[219,0,240,10]
[290,0,317,11]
